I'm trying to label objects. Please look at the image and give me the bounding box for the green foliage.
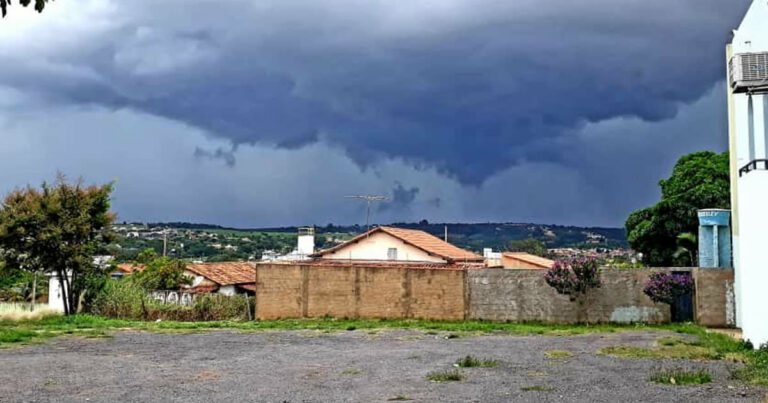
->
[649,368,712,385]
[426,369,464,382]
[90,280,251,321]
[626,151,729,266]
[0,176,116,314]
[506,238,550,257]
[130,258,190,291]
[135,248,158,265]
[0,0,49,18]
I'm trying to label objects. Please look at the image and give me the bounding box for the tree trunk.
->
[30,272,37,312]
[57,269,71,316]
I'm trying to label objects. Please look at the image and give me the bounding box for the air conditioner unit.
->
[730,52,768,94]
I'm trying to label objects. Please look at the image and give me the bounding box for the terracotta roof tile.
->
[184,285,220,294]
[502,252,555,269]
[115,263,144,274]
[310,226,482,262]
[185,263,256,286]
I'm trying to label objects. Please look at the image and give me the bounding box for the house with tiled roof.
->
[309,226,483,264]
[500,252,554,270]
[183,262,257,295]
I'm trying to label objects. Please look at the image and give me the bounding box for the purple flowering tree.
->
[544,257,602,323]
[643,272,694,305]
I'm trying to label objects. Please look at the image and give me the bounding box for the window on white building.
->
[387,248,398,260]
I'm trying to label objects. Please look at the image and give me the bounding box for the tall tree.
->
[625,151,730,266]
[0,0,49,17]
[0,176,116,315]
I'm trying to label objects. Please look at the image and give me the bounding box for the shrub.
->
[544,257,601,323]
[643,272,693,305]
[544,258,601,301]
[90,280,252,321]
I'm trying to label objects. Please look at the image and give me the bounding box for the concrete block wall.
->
[693,268,736,327]
[468,268,671,324]
[255,264,734,326]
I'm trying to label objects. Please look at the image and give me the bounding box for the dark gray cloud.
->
[380,182,420,212]
[0,1,749,227]
[0,0,751,185]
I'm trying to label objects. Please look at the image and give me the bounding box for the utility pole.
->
[345,195,389,234]
[163,229,168,257]
[444,225,448,243]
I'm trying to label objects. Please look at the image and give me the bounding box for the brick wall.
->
[255,264,733,326]
[693,268,736,327]
[255,264,465,320]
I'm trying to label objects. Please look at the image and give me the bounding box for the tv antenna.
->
[345,195,390,233]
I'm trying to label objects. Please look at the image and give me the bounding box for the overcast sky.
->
[0,0,752,228]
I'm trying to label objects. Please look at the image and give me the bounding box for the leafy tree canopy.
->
[625,151,730,266]
[0,0,49,18]
[506,238,550,257]
[0,176,115,314]
[130,257,191,291]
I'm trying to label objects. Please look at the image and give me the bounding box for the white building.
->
[260,227,315,262]
[310,226,483,264]
[727,0,768,346]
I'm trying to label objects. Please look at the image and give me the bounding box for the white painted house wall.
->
[730,0,768,346]
[48,271,71,313]
[319,231,446,263]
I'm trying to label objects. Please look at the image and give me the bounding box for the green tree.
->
[130,257,191,291]
[625,151,730,266]
[0,0,49,17]
[135,248,159,265]
[506,238,550,257]
[0,176,116,315]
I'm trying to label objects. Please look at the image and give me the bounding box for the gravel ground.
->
[0,329,765,403]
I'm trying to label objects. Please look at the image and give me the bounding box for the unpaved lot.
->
[0,329,765,402]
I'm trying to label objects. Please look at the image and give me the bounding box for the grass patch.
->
[545,350,574,359]
[599,344,718,360]
[426,369,464,382]
[455,355,499,368]
[521,386,555,392]
[649,368,712,385]
[341,369,365,376]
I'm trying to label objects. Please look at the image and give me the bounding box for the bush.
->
[643,272,693,305]
[91,280,253,321]
[544,258,601,301]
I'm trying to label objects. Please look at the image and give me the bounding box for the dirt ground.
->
[0,329,765,402]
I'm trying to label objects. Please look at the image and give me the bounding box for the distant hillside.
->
[132,221,627,251]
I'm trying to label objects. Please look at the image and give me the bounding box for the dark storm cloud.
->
[193,146,237,167]
[380,182,420,211]
[0,0,752,186]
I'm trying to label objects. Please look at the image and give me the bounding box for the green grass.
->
[426,369,464,382]
[598,326,768,386]
[455,355,500,368]
[341,369,365,376]
[545,350,574,359]
[649,368,712,385]
[521,386,555,392]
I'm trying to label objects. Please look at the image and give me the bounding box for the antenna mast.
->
[345,195,389,233]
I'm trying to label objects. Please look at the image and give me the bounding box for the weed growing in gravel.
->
[545,350,574,359]
[454,355,499,368]
[598,344,718,360]
[341,369,365,376]
[649,368,712,385]
[426,369,464,382]
[521,386,555,392]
